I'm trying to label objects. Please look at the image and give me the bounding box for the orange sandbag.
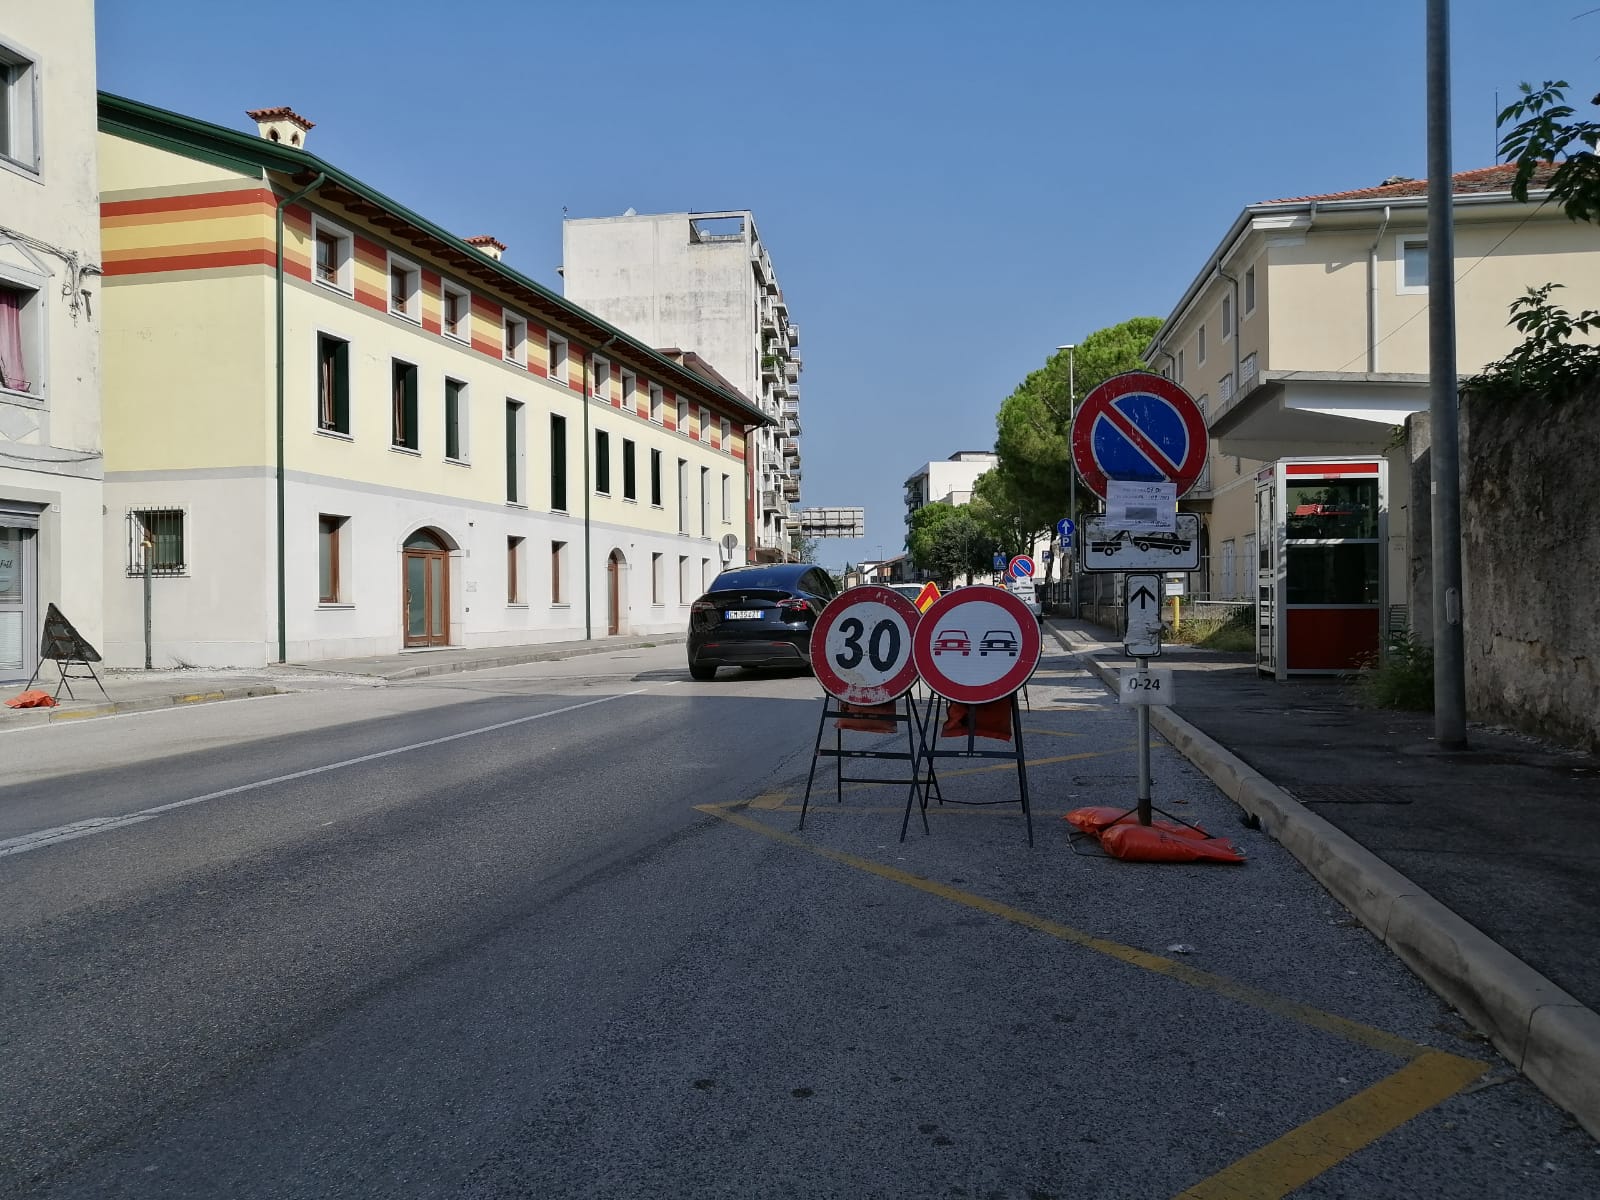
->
[1065,805,1211,840]
[940,700,1013,742]
[4,690,57,709]
[1099,822,1246,864]
[836,701,898,733]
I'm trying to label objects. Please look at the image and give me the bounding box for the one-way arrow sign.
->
[1124,572,1162,657]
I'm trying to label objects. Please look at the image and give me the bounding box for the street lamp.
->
[1057,344,1080,619]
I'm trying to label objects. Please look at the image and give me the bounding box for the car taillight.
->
[778,599,811,617]
[691,599,715,614]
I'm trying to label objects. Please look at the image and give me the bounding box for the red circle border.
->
[809,585,923,704]
[911,588,1042,704]
[1070,370,1209,500]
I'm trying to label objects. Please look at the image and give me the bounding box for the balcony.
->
[761,489,778,509]
[787,323,799,347]
[783,360,800,383]
[782,477,800,498]
[760,307,777,333]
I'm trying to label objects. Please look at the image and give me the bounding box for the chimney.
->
[246,106,314,148]
[466,235,506,262]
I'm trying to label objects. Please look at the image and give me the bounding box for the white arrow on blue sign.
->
[1056,517,1075,543]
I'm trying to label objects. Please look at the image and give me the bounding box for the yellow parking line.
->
[696,802,1435,1063]
[1173,1051,1486,1199]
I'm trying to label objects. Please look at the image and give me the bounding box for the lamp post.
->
[1057,344,1080,618]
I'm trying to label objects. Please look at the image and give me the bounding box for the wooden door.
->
[403,531,449,647]
[607,553,620,636]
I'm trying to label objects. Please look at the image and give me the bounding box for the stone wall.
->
[1458,384,1600,752]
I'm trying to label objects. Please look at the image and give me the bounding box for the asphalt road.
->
[2,644,1597,1198]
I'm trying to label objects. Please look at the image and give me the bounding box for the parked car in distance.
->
[886,583,924,605]
[979,630,1018,657]
[932,629,971,656]
[686,563,838,680]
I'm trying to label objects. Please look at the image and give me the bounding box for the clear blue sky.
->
[97,0,1597,571]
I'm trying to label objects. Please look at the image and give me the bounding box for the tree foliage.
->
[905,501,995,586]
[1465,283,1600,403]
[969,468,1049,561]
[991,316,1163,527]
[1498,80,1600,224]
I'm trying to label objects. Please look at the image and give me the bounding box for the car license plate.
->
[725,609,762,620]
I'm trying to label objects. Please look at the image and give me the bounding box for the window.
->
[444,378,467,462]
[547,334,569,385]
[595,429,611,494]
[504,313,528,365]
[1399,237,1429,293]
[506,400,526,504]
[0,43,39,172]
[651,553,664,605]
[312,217,353,293]
[721,473,731,523]
[1176,349,1185,383]
[650,448,663,507]
[678,556,690,604]
[592,355,611,404]
[388,255,419,321]
[1244,265,1257,315]
[0,279,42,395]
[391,360,419,451]
[720,418,731,448]
[441,280,470,341]
[507,536,525,605]
[128,509,185,576]
[1221,293,1234,340]
[699,406,711,441]
[317,334,350,434]
[319,515,348,603]
[1197,324,1207,365]
[551,541,567,604]
[620,370,637,415]
[675,394,687,430]
[622,438,637,501]
[677,459,689,534]
[649,383,664,424]
[702,558,711,592]
[550,414,568,510]
[700,466,710,537]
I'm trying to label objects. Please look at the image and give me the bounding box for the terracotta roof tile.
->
[245,106,314,130]
[1259,162,1558,205]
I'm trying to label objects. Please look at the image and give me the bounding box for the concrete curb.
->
[1048,625,1600,1140]
[373,633,688,681]
[38,685,283,724]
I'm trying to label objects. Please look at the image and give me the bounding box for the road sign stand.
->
[902,691,1032,846]
[798,692,943,832]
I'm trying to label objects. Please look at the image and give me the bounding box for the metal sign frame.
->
[1079,514,1201,572]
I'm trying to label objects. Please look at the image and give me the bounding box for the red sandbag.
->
[1065,805,1210,840]
[4,689,57,709]
[836,701,898,733]
[940,700,1013,742]
[1099,822,1246,863]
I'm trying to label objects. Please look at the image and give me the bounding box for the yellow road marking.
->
[1173,1052,1487,1199]
[1019,727,1084,739]
[696,802,1433,1063]
[749,791,789,810]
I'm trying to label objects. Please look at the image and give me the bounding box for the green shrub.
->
[1164,605,1254,652]
[1355,632,1434,711]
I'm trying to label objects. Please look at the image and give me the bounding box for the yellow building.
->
[98,95,768,666]
[1146,165,1595,611]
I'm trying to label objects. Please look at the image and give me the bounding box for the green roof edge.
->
[96,91,773,428]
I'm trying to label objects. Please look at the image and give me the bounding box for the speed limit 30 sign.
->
[810,585,922,705]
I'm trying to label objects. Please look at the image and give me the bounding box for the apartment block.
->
[0,1,104,685]
[561,210,801,561]
[97,96,767,666]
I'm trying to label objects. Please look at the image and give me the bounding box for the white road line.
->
[0,689,647,860]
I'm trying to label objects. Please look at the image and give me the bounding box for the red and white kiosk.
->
[1254,456,1388,679]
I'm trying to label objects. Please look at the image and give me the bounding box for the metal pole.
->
[1427,0,1468,747]
[143,541,153,670]
[1068,346,1081,619]
[1136,656,1151,825]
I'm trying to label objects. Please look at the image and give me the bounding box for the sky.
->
[96,0,1599,572]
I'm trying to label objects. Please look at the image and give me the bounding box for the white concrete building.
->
[903,451,998,526]
[562,210,802,561]
[0,1,104,685]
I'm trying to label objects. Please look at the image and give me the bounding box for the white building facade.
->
[561,210,802,561]
[0,1,104,684]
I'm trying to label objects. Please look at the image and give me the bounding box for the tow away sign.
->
[1080,514,1201,572]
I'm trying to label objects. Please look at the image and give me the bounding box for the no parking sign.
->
[1070,371,1209,499]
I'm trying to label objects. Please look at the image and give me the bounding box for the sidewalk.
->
[0,632,685,729]
[1044,617,1600,1140]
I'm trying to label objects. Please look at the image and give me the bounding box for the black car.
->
[687,563,838,680]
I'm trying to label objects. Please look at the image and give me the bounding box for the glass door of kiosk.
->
[1255,458,1386,680]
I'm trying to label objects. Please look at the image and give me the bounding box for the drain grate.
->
[1290,783,1417,805]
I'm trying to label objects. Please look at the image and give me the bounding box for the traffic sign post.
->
[1070,371,1210,500]
[906,588,1042,844]
[1124,573,1162,657]
[1007,554,1035,581]
[800,586,941,830]
[1079,514,1201,572]
[1056,517,1075,547]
